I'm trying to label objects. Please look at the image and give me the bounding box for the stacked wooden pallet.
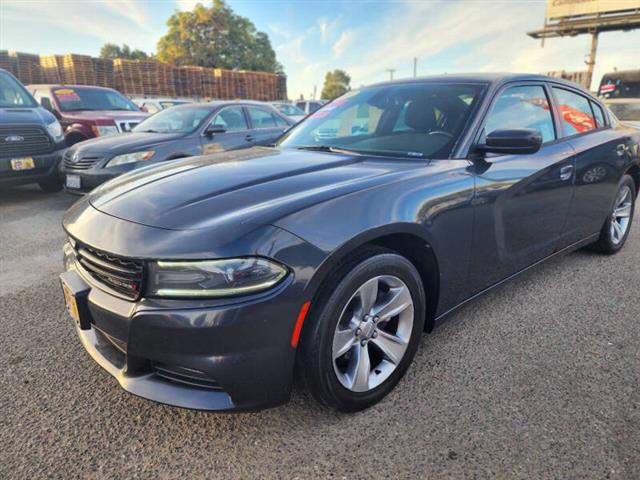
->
[93,58,115,89]
[10,52,44,84]
[156,63,176,97]
[0,50,16,75]
[39,55,62,83]
[59,54,95,85]
[113,59,145,95]
[201,68,218,99]
[4,51,288,100]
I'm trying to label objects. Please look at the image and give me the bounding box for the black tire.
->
[590,174,636,254]
[298,247,426,412]
[38,176,63,193]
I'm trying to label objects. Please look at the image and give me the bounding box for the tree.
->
[156,0,283,73]
[100,43,150,60]
[321,70,351,99]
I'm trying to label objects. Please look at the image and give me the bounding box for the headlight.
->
[147,257,288,298]
[106,150,155,167]
[92,125,119,137]
[46,120,64,142]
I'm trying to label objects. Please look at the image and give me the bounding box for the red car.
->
[26,84,148,146]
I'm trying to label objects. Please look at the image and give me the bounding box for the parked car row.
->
[61,101,293,193]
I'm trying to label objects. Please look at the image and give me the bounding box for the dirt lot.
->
[1,185,639,479]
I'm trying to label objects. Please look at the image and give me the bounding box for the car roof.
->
[366,73,589,92]
[26,84,117,91]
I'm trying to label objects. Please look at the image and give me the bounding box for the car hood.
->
[72,132,185,154]
[88,147,425,231]
[0,106,56,126]
[62,110,148,122]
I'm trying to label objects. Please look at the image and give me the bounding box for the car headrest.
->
[404,98,437,132]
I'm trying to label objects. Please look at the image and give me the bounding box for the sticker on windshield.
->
[54,89,81,102]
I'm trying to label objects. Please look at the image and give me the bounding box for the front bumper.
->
[61,248,304,411]
[0,148,64,187]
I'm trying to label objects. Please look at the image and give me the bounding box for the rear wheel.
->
[590,174,636,254]
[298,249,425,412]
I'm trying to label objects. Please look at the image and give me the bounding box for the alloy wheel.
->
[610,185,633,245]
[332,275,414,392]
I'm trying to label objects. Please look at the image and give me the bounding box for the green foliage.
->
[321,70,351,100]
[156,0,283,73]
[99,43,150,60]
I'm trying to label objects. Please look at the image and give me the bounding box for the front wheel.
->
[38,176,63,193]
[590,174,636,254]
[298,250,425,412]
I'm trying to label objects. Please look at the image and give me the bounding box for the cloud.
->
[276,35,307,64]
[318,18,329,43]
[2,0,155,46]
[269,22,292,40]
[176,0,201,11]
[333,31,353,59]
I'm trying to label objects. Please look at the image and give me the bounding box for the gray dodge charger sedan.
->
[60,74,640,412]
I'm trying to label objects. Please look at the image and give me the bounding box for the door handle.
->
[616,144,629,157]
[245,134,254,142]
[560,165,573,181]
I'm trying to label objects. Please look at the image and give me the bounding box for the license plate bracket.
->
[66,174,81,189]
[11,157,35,171]
[60,271,92,330]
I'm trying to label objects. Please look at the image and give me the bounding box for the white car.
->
[605,98,640,129]
[133,98,193,114]
[295,100,327,115]
[270,102,306,123]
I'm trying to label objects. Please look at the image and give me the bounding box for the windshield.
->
[278,82,485,159]
[0,71,38,108]
[132,105,212,134]
[160,100,190,109]
[607,102,640,121]
[53,87,139,112]
[275,103,305,116]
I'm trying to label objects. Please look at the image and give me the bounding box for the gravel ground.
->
[1,184,639,479]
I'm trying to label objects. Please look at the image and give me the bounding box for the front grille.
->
[63,150,102,170]
[0,125,52,157]
[153,363,222,390]
[74,243,144,300]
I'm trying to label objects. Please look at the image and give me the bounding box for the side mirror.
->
[40,97,54,112]
[205,124,226,136]
[475,128,543,156]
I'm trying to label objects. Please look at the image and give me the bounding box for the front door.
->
[467,83,576,293]
[245,106,286,146]
[202,106,253,154]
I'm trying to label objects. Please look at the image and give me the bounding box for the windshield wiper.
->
[295,145,357,154]
[137,129,160,133]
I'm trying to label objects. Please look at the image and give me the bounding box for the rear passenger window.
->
[590,101,606,128]
[552,87,596,136]
[247,107,277,129]
[273,114,288,127]
[484,85,556,143]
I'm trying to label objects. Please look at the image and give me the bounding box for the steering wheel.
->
[428,130,454,139]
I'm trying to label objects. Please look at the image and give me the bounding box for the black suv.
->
[0,68,66,192]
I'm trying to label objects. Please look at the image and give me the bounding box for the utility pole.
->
[386,68,396,80]
[585,30,599,89]
[413,57,417,77]
[312,85,317,100]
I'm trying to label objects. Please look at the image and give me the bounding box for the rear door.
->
[245,106,287,145]
[550,86,628,245]
[201,105,253,154]
[467,82,576,293]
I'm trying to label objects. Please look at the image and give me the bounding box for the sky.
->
[1,0,639,99]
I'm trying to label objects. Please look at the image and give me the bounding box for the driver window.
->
[210,106,248,132]
[484,85,555,143]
